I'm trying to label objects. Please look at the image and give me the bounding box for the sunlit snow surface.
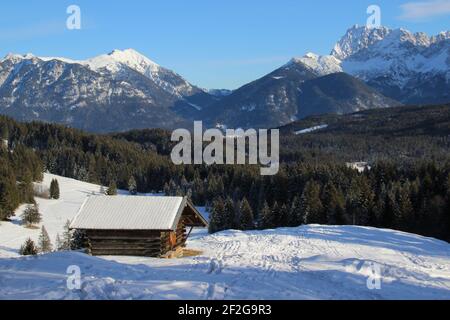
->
[0,174,449,300]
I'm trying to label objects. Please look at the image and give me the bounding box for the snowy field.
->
[0,174,450,300]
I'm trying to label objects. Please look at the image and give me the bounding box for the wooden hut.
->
[70,196,208,257]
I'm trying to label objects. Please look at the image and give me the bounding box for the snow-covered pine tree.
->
[38,226,53,253]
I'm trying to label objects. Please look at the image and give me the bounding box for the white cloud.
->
[399,0,450,20]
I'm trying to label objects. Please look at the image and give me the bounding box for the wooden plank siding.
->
[84,218,189,257]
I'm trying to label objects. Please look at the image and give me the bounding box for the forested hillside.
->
[0,123,42,220]
[1,104,450,241]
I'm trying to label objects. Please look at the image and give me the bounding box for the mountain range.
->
[0,25,448,132]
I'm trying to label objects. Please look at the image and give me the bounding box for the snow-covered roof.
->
[70,196,188,231]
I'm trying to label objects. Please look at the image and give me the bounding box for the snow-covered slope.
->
[1,174,450,300]
[0,225,449,300]
[0,174,104,258]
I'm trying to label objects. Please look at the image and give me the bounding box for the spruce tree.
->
[209,197,225,234]
[106,181,118,196]
[21,204,42,227]
[278,204,290,227]
[38,226,53,253]
[260,201,279,229]
[71,229,88,250]
[49,179,60,199]
[322,182,346,225]
[128,176,137,195]
[258,201,271,229]
[60,220,72,250]
[223,197,237,230]
[302,181,324,225]
[19,238,38,256]
[289,196,304,227]
[55,233,63,251]
[396,185,414,231]
[238,198,254,230]
[358,178,375,226]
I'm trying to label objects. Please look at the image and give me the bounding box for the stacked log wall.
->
[86,230,167,257]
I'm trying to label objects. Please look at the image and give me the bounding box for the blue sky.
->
[1,0,449,89]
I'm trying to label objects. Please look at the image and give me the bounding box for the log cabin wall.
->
[176,217,187,248]
[85,229,170,257]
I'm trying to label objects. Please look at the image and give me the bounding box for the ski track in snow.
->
[0,174,450,300]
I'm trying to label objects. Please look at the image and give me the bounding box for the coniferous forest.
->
[1,104,450,242]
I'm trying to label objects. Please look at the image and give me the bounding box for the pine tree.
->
[289,196,304,227]
[128,176,137,195]
[358,178,375,226]
[396,185,414,231]
[49,179,60,199]
[38,226,53,253]
[106,181,118,196]
[59,220,72,250]
[55,233,63,251]
[209,197,225,234]
[19,238,38,256]
[258,201,271,229]
[71,229,87,250]
[278,204,290,227]
[21,204,42,227]
[382,188,397,228]
[0,165,20,221]
[322,182,346,225]
[238,198,254,230]
[223,197,237,230]
[302,181,324,225]
[260,201,279,229]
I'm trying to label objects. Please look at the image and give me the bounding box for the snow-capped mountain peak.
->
[289,52,342,76]
[0,48,210,131]
[86,48,161,75]
[331,25,391,60]
[1,53,40,63]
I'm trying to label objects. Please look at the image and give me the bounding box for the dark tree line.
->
[196,162,450,242]
[0,122,42,220]
[1,110,450,242]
